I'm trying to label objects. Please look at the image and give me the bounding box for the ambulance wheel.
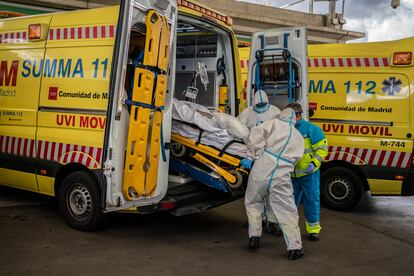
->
[227,170,243,189]
[321,167,363,211]
[171,144,187,158]
[59,171,107,231]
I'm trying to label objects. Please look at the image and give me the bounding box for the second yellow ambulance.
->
[308,37,413,210]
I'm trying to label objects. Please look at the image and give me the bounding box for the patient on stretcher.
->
[172,99,248,157]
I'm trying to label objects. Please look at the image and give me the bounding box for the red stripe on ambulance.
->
[0,31,28,43]
[308,57,390,68]
[47,25,115,41]
[0,135,102,169]
[327,146,411,169]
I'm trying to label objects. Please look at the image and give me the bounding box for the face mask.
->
[254,102,269,114]
[255,102,267,108]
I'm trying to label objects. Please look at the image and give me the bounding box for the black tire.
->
[59,171,107,231]
[321,167,363,211]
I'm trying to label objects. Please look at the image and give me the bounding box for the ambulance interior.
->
[174,19,235,114]
[125,18,236,112]
[168,18,248,200]
[254,55,302,111]
[122,16,246,209]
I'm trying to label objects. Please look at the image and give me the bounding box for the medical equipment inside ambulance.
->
[174,20,232,112]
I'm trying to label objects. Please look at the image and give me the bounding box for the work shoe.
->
[264,222,282,236]
[288,248,304,260]
[265,221,282,236]
[308,233,319,241]
[249,237,260,249]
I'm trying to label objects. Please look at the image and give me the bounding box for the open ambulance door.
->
[246,28,308,118]
[103,0,177,211]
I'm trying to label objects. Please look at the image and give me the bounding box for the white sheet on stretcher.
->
[172,99,248,157]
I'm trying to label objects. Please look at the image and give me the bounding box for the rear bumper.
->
[402,170,414,196]
[362,165,413,196]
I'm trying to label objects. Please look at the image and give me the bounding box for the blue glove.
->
[305,162,316,174]
[240,158,253,169]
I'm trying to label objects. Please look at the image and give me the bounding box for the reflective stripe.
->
[313,154,324,162]
[306,221,321,234]
[294,169,307,175]
[304,148,313,154]
[314,145,329,151]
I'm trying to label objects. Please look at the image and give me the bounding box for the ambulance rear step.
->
[168,182,242,216]
[168,174,194,188]
[136,182,234,215]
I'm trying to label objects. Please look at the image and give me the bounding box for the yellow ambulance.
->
[308,38,414,210]
[239,37,414,210]
[0,0,243,230]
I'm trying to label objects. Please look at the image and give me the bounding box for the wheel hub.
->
[68,184,92,221]
[328,177,352,201]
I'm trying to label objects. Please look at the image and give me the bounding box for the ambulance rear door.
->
[247,27,308,118]
[103,0,177,211]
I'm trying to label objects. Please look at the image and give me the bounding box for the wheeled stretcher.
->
[170,132,248,194]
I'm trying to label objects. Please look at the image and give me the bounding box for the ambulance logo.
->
[309,102,317,111]
[381,77,402,96]
[48,87,58,100]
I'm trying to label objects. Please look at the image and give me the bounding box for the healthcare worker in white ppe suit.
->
[238,89,281,128]
[238,90,282,236]
[240,107,305,260]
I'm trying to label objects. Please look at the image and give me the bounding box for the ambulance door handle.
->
[407,133,412,139]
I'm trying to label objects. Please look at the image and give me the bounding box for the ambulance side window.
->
[257,60,301,111]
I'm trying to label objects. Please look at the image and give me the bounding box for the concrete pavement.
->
[0,185,413,275]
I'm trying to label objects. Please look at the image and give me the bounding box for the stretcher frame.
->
[170,132,248,193]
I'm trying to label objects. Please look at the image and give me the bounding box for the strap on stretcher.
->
[124,99,167,162]
[126,48,168,163]
[218,140,245,157]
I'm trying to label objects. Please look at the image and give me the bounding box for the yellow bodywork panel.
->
[171,133,241,166]
[36,175,55,196]
[123,68,154,199]
[368,179,402,195]
[157,16,171,72]
[0,168,38,191]
[145,75,167,196]
[143,10,162,67]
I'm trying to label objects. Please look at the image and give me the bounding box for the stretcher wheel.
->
[171,143,187,158]
[227,170,243,189]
